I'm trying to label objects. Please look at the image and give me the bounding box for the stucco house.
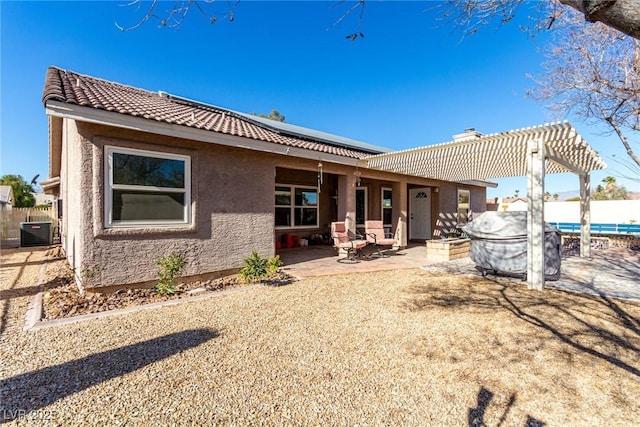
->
[41,66,491,290]
[0,185,14,211]
[486,197,529,212]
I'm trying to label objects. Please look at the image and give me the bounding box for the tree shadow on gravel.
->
[404,273,640,378]
[0,328,219,422]
[563,249,640,281]
[468,386,545,427]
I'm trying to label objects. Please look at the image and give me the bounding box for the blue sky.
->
[2,0,638,198]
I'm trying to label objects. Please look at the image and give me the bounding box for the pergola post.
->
[579,173,591,258]
[527,139,546,290]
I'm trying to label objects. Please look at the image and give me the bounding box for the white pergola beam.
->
[527,139,546,291]
[546,145,587,176]
[365,122,606,183]
[364,121,607,292]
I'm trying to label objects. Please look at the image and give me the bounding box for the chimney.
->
[453,127,483,142]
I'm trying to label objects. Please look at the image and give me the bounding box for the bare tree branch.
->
[530,10,640,171]
[605,116,640,167]
[559,0,640,39]
[327,0,367,40]
[116,0,239,31]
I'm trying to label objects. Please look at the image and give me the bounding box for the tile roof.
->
[42,66,381,159]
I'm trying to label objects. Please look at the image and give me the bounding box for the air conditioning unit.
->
[20,222,53,247]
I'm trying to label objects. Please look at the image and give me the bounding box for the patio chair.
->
[331,221,368,263]
[364,220,396,258]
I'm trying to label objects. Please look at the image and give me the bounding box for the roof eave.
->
[44,100,364,167]
[457,180,498,188]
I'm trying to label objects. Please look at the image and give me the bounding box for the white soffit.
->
[365,122,607,181]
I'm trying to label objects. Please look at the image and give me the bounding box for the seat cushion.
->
[337,239,368,249]
[375,238,396,246]
[352,240,368,249]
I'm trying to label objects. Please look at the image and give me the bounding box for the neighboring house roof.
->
[33,192,54,205]
[0,185,13,204]
[42,66,387,160]
[501,197,528,204]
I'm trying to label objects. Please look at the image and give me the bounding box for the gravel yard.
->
[1,247,640,425]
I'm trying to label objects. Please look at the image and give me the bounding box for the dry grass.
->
[1,249,639,425]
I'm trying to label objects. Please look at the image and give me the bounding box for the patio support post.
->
[338,173,357,233]
[579,172,591,258]
[392,180,408,248]
[527,139,546,291]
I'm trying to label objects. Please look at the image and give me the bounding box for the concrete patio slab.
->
[421,247,640,302]
[279,242,639,302]
[277,243,437,278]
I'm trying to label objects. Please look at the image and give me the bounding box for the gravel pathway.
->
[2,248,639,426]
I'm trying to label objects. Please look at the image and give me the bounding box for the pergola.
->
[365,121,607,290]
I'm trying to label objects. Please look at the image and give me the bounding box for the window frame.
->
[457,189,471,226]
[355,186,368,226]
[381,187,393,228]
[275,184,319,229]
[104,146,191,228]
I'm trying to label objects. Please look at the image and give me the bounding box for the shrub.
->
[267,255,283,275]
[155,253,187,295]
[240,251,283,284]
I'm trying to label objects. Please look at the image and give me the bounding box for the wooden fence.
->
[1,207,58,245]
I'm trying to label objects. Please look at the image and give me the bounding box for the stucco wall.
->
[434,183,486,238]
[67,122,275,289]
[61,119,88,275]
[545,200,640,223]
[60,119,488,288]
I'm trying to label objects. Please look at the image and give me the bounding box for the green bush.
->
[267,255,283,275]
[155,253,187,295]
[240,251,283,284]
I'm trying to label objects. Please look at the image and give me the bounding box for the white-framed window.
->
[105,146,191,228]
[275,184,318,228]
[381,187,392,227]
[457,189,470,225]
[356,187,368,226]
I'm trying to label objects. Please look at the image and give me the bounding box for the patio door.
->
[410,188,431,240]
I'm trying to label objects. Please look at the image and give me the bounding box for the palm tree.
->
[553,193,559,201]
[603,176,617,195]
[544,192,551,201]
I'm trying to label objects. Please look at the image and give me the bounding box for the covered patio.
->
[365,121,607,290]
[278,243,434,277]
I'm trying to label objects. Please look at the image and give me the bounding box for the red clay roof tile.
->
[42,67,377,159]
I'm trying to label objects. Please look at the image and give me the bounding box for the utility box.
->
[20,222,53,247]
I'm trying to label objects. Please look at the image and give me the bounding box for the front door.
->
[410,187,431,240]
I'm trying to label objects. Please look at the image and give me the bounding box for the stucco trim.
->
[45,101,362,167]
[91,136,199,237]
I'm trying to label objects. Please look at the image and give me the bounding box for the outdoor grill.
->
[463,211,561,280]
